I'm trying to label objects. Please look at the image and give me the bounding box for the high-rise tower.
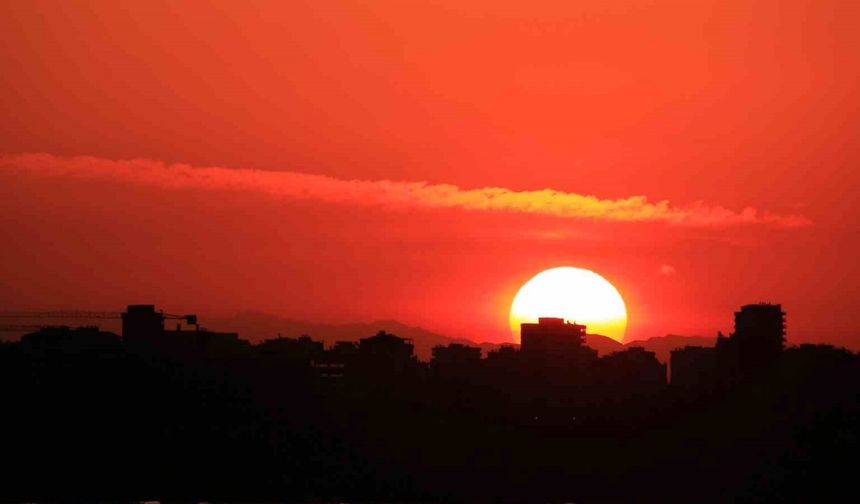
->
[733,303,785,376]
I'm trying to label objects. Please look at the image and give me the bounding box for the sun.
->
[509,267,628,343]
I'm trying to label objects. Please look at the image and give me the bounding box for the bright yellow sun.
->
[509,266,628,343]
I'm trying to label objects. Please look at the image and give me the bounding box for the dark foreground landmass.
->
[0,309,857,503]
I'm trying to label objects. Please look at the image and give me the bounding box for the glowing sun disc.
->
[509,267,628,342]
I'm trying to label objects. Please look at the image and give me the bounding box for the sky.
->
[1,0,859,347]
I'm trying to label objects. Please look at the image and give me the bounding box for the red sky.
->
[1,0,859,347]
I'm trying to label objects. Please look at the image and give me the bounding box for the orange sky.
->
[1,0,859,347]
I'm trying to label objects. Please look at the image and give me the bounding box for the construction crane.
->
[0,310,198,330]
[0,324,46,332]
[0,311,121,320]
[0,312,122,334]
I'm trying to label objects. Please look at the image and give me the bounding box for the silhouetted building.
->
[313,341,358,380]
[733,303,785,377]
[431,343,481,379]
[521,317,586,354]
[329,340,359,360]
[359,330,414,359]
[670,345,718,390]
[486,344,518,363]
[257,335,324,361]
[481,344,523,387]
[119,304,243,360]
[520,317,598,376]
[672,304,787,391]
[504,318,601,407]
[20,326,122,357]
[357,330,416,374]
[121,304,164,345]
[153,327,245,361]
[600,346,666,389]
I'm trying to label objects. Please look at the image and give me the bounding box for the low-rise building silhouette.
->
[356,330,417,375]
[431,343,482,379]
[520,317,586,355]
[316,340,359,379]
[485,344,518,365]
[670,345,718,390]
[600,346,666,389]
[257,335,324,362]
[20,325,122,357]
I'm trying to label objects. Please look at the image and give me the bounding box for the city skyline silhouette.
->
[1,300,858,502]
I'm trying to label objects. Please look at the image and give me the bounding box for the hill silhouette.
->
[624,334,715,363]
[584,333,625,355]
[208,311,500,360]
[209,311,712,362]
[583,334,714,362]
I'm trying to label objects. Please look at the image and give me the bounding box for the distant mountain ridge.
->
[584,334,715,362]
[209,311,715,363]
[622,334,716,363]
[208,312,499,361]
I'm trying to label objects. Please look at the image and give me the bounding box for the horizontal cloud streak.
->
[1,153,810,227]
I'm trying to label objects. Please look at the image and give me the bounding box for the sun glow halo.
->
[509,267,628,343]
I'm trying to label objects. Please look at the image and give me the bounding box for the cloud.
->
[0,153,811,228]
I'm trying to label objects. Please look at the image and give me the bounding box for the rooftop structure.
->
[520,317,586,355]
